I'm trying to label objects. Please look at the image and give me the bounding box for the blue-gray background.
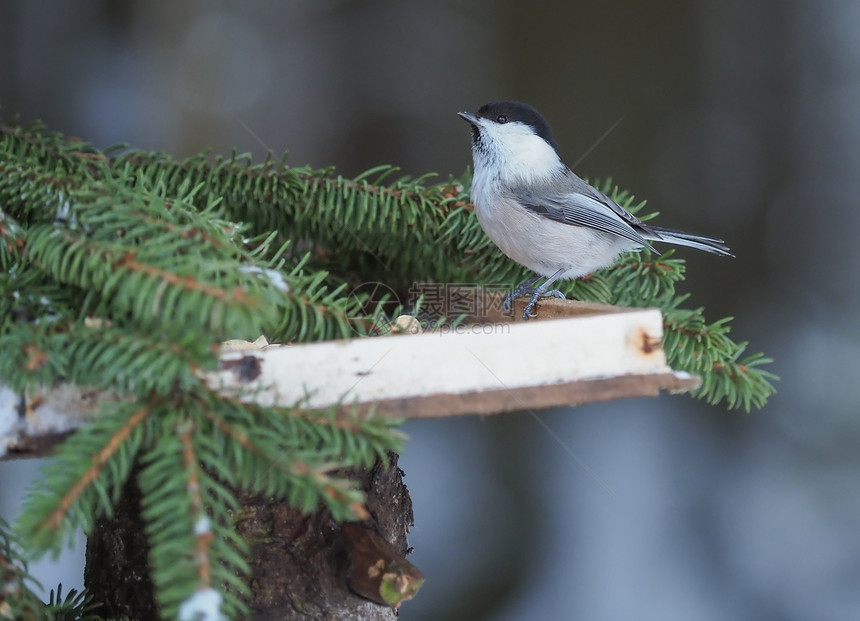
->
[2,2,858,619]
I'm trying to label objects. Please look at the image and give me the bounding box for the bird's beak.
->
[458,111,479,126]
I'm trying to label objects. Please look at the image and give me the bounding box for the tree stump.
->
[85,455,417,620]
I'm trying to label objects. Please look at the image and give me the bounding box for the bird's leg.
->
[502,274,543,313]
[522,269,566,320]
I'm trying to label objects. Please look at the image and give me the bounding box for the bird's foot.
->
[502,287,537,313]
[502,276,544,313]
[522,289,565,320]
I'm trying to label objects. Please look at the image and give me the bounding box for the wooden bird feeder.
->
[0,291,698,460]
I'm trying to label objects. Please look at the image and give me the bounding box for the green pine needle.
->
[0,516,44,620]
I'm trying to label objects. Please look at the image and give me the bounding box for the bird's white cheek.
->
[506,135,562,184]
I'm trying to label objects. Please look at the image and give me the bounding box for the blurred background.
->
[1,1,858,619]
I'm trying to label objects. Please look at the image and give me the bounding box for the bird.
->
[458,101,732,319]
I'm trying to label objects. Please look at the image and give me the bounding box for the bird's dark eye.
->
[496,115,507,124]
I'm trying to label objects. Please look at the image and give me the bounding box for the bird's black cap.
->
[475,101,561,154]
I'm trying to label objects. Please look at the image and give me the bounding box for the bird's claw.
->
[502,288,537,313]
[521,289,566,320]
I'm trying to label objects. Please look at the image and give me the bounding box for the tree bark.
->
[85,455,416,620]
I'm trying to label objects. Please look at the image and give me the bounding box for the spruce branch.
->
[1,119,775,616]
[45,583,102,621]
[0,517,43,621]
[1,518,102,620]
[661,296,777,410]
[201,393,404,520]
[0,208,25,271]
[17,403,151,555]
[138,412,249,619]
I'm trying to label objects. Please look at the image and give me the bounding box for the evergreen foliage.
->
[0,120,776,617]
[0,516,43,620]
[1,517,101,620]
[44,583,102,621]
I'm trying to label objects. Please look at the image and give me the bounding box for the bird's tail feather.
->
[647,226,734,257]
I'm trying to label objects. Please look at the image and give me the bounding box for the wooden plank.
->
[205,302,696,416]
[0,384,122,460]
[1,298,700,460]
[341,373,697,418]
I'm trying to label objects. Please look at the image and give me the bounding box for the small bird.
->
[458,101,732,319]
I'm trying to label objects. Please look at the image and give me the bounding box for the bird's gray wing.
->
[514,183,658,252]
[578,181,654,230]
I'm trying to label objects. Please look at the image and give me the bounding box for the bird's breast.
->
[471,184,635,279]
